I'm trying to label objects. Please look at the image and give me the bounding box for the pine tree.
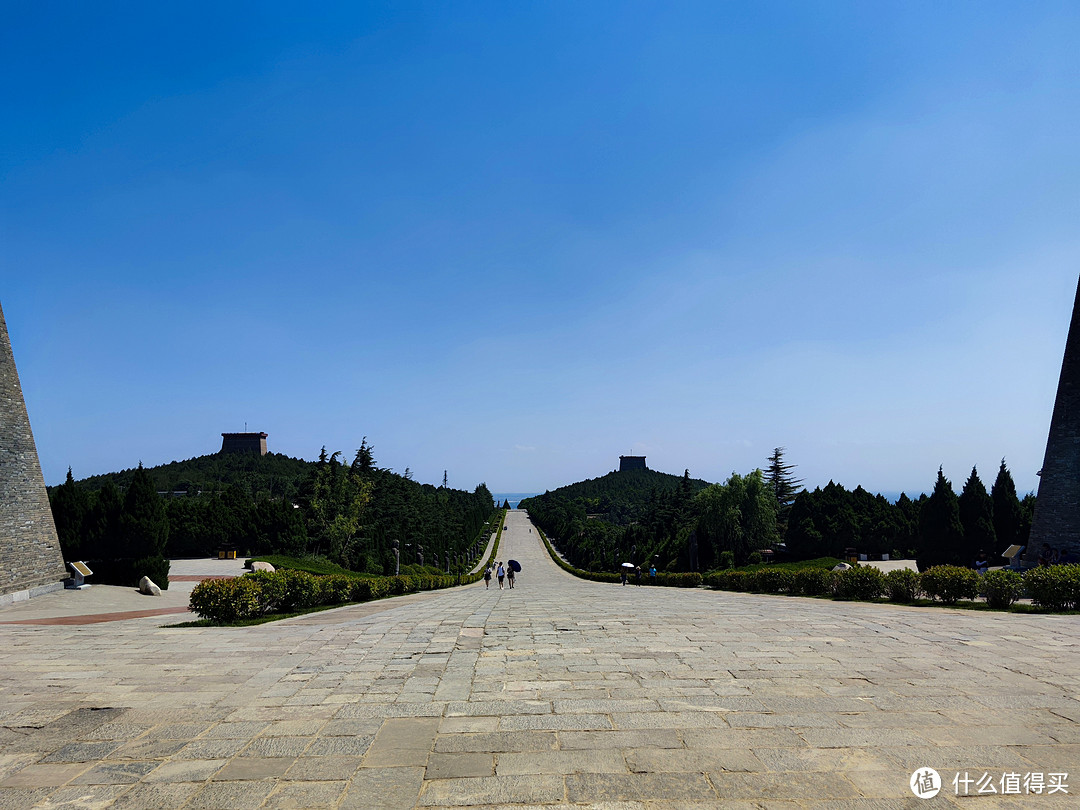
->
[991,459,1023,551]
[49,468,90,560]
[119,463,169,558]
[764,447,803,534]
[88,481,124,558]
[958,466,996,565]
[917,467,964,569]
[351,438,375,474]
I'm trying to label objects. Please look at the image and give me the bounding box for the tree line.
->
[49,439,496,576]
[522,451,1035,572]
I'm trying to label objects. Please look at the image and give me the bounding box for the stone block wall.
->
[1027,276,1080,562]
[0,302,68,598]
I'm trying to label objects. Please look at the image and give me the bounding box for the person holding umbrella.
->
[620,562,634,585]
[507,559,521,588]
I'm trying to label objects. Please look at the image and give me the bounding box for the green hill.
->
[49,445,497,576]
[520,467,710,525]
[520,466,713,572]
[68,451,313,500]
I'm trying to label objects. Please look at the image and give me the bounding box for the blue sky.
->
[4,1,1079,496]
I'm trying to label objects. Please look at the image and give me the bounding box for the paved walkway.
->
[1,510,1078,807]
[0,558,247,626]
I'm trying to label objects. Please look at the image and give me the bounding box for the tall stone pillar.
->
[1026,276,1080,563]
[0,301,68,603]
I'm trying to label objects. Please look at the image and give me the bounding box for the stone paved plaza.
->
[1,510,1078,808]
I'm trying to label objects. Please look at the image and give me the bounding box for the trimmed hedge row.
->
[85,556,171,590]
[189,509,508,624]
[705,563,1080,611]
[190,569,462,622]
[534,526,704,588]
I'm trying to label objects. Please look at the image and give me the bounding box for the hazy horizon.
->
[6,2,1077,497]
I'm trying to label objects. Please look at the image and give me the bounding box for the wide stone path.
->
[1,510,1078,808]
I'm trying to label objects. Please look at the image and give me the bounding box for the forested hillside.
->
[49,440,496,577]
[522,455,1036,573]
[72,451,313,499]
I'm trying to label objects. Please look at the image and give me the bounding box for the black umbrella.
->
[508,559,522,572]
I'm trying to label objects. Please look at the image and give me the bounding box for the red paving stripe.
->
[170,575,237,582]
[0,606,193,626]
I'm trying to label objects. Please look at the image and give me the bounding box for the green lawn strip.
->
[245,554,376,577]
[731,557,843,572]
[484,509,506,568]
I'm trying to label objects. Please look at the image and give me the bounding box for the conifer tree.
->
[119,463,169,558]
[764,448,803,511]
[991,459,1023,550]
[764,447,803,539]
[958,466,996,565]
[917,467,964,569]
[88,481,124,558]
[50,468,90,560]
[351,438,375,474]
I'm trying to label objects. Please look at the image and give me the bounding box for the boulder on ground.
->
[831,563,852,572]
[139,576,162,596]
[251,561,275,573]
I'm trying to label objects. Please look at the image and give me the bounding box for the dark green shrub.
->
[134,556,171,590]
[189,577,262,622]
[1024,565,1080,611]
[86,557,170,589]
[792,567,831,596]
[278,568,319,610]
[365,578,390,599]
[706,570,749,591]
[659,572,702,588]
[322,574,353,605]
[350,579,375,602]
[833,566,885,600]
[245,570,285,612]
[981,569,1024,609]
[718,551,734,570]
[752,569,794,594]
[920,565,980,604]
[884,568,921,603]
[747,551,763,565]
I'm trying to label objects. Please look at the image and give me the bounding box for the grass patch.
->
[727,557,844,573]
[245,554,373,577]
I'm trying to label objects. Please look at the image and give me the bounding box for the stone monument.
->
[220,432,268,455]
[0,302,68,604]
[1027,275,1080,563]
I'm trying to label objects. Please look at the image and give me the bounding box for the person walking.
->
[497,562,506,590]
[507,566,516,589]
[621,568,628,586]
[484,566,492,589]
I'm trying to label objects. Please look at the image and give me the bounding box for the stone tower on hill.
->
[0,302,68,604]
[220,432,268,455]
[619,455,647,472]
[1027,276,1080,564]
